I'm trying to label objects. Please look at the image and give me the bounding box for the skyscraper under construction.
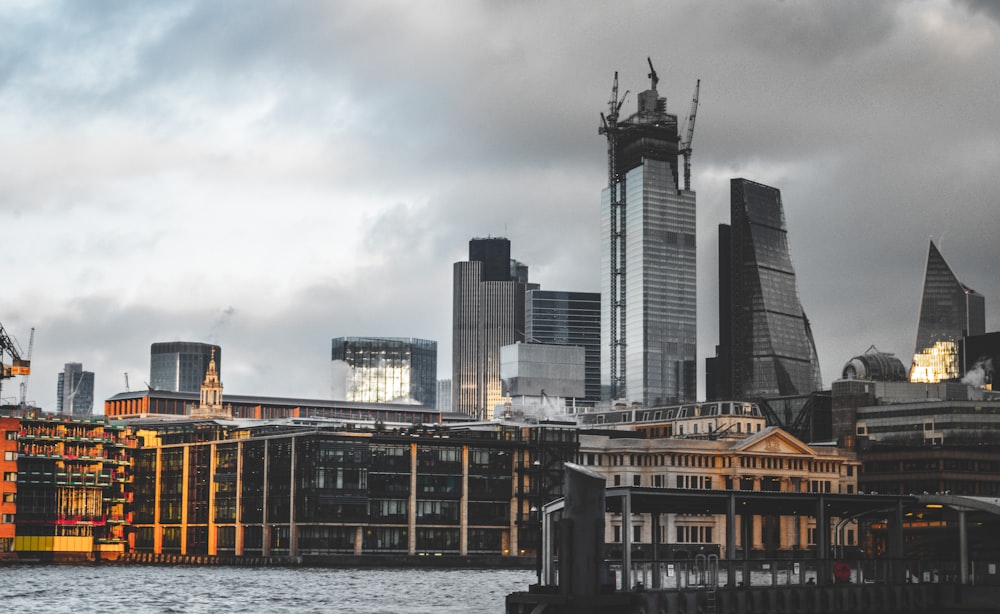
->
[600,60,699,405]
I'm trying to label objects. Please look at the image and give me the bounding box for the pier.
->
[506,463,1000,613]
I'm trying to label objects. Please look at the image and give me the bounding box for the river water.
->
[1,564,535,613]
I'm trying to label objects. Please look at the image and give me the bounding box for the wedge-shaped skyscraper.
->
[910,240,985,383]
[709,179,822,400]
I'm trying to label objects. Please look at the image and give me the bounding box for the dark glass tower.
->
[910,240,985,382]
[525,290,601,402]
[331,337,437,406]
[452,238,527,419]
[710,179,822,400]
[150,342,221,393]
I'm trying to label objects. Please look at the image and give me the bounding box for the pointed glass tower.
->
[910,241,985,382]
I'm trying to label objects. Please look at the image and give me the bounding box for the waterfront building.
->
[10,414,131,561]
[105,389,443,424]
[910,241,985,383]
[128,417,578,560]
[452,237,527,420]
[525,290,601,403]
[330,337,436,406]
[150,342,221,393]
[707,179,822,401]
[0,416,17,557]
[574,405,859,558]
[56,363,94,417]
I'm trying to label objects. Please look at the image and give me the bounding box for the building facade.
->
[56,363,94,418]
[911,241,985,383]
[577,419,859,558]
[708,179,822,401]
[526,290,601,403]
[600,65,698,406]
[129,419,578,560]
[150,342,221,393]
[330,337,437,406]
[452,238,527,420]
[0,416,17,557]
[11,415,131,561]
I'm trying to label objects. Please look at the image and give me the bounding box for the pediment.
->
[735,428,815,456]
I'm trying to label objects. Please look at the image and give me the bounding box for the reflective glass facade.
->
[600,85,697,405]
[715,179,822,399]
[526,290,601,402]
[911,241,985,382]
[330,337,437,406]
[55,362,94,417]
[150,342,220,393]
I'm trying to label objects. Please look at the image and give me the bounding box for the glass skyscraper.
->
[525,290,601,402]
[56,362,94,417]
[600,72,697,406]
[910,240,985,383]
[710,179,822,400]
[330,337,437,406]
[452,238,527,419]
[150,342,221,393]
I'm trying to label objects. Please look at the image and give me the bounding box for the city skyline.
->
[1,2,999,411]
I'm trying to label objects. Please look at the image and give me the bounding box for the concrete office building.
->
[452,238,527,420]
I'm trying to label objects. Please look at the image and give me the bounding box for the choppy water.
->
[0,564,535,613]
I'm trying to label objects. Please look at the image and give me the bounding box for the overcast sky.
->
[1,0,997,413]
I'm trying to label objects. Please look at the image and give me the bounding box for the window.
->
[633,525,641,543]
[3,473,15,482]
[2,493,14,503]
[633,475,641,487]
[3,451,15,461]
[4,432,16,440]
[1,514,13,524]
[613,526,621,542]
[613,475,621,486]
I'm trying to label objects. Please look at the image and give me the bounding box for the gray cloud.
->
[1,0,998,410]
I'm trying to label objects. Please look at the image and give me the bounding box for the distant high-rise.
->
[709,179,822,400]
[149,342,221,393]
[436,379,452,412]
[910,241,985,383]
[56,363,94,417]
[525,290,601,402]
[330,337,437,406]
[453,237,527,419]
[600,61,698,405]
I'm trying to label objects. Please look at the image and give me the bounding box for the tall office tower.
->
[56,362,94,417]
[709,179,822,400]
[436,379,452,412]
[910,240,986,383]
[330,337,437,406]
[149,342,221,393]
[453,237,527,419]
[600,61,699,405]
[526,290,601,402]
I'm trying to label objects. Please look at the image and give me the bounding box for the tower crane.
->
[18,327,35,408]
[678,79,701,191]
[0,321,30,404]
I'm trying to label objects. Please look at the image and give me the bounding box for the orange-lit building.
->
[0,416,18,557]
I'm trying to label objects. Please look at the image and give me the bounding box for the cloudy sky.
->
[1,0,998,413]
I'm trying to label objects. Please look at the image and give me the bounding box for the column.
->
[262,439,270,557]
[289,436,297,558]
[460,445,469,556]
[180,446,190,555]
[208,442,217,556]
[408,443,417,555]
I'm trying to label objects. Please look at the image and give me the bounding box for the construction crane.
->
[599,72,629,400]
[678,79,701,191]
[18,327,35,408]
[0,321,30,404]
